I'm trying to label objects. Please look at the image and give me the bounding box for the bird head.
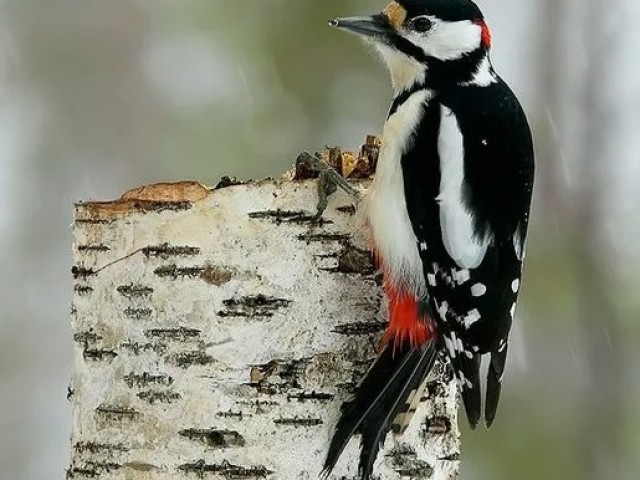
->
[330,0,492,91]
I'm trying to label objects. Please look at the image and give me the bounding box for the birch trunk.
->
[68,175,460,480]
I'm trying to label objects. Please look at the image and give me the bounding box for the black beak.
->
[328,14,392,42]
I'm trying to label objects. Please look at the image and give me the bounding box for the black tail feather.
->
[459,352,482,429]
[485,345,508,427]
[323,340,437,480]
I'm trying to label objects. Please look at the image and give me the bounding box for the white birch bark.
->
[69,177,460,480]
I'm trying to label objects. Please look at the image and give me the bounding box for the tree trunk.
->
[68,177,460,480]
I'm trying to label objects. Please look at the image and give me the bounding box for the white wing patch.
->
[437,105,492,269]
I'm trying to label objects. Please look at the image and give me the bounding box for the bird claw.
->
[303,152,361,222]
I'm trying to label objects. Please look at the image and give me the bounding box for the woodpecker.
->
[323,1,535,478]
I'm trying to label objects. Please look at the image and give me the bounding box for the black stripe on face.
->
[388,35,429,64]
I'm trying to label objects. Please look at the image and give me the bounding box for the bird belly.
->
[365,90,431,298]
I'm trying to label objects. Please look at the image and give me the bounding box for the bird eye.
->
[410,17,433,33]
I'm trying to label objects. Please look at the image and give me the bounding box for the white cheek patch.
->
[408,19,482,61]
[437,105,492,269]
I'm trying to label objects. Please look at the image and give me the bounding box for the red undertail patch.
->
[383,282,433,351]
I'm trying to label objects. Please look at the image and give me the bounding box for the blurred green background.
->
[1,0,638,479]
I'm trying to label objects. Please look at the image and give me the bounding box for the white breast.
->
[437,105,492,268]
[365,90,431,297]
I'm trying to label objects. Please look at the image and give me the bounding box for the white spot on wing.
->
[512,279,520,293]
[453,269,470,284]
[420,241,428,252]
[471,283,487,297]
[366,90,433,297]
[454,333,464,353]
[444,334,456,358]
[510,303,517,318]
[436,300,449,321]
[437,106,492,269]
[427,273,437,286]
[464,309,481,328]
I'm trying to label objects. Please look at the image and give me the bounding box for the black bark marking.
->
[124,372,174,388]
[286,391,335,402]
[123,307,153,319]
[249,358,306,394]
[142,243,201,259]
[137,390,181,404]
[75,218,113,225]
[135,200,193,213]
[297,232,350,243]
[424,416,452,435]
[179,429,246,448]
[67,461,121,478]
[154,264,206,279]
[117,284,154,298]
[332,321,387,336]
[249,209,332,226]
[73,441,129,454]
[336,204,357,215]
[218,295,291,318]
[273,416,323,427]
[95,405,140,419]
[121,341,168,356]
[145,327,201,341]
[178,460,273,478]
[73,331,102,348]
[169,351,214,369]
[77,245,110,253]
[74,284,94,295]
[72,266,95,279]
[217,410,251,420]
[83,349,118,361]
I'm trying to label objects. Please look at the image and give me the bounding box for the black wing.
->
[402,80,534,427]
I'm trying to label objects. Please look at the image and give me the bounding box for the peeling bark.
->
[69,177,460,480]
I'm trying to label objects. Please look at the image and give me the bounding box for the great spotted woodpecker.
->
[323,1,535,478]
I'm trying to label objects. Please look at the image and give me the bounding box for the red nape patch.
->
[383,282,434,351]
[474,19,492,49]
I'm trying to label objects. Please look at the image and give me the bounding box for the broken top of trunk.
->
[69,144,460,480]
